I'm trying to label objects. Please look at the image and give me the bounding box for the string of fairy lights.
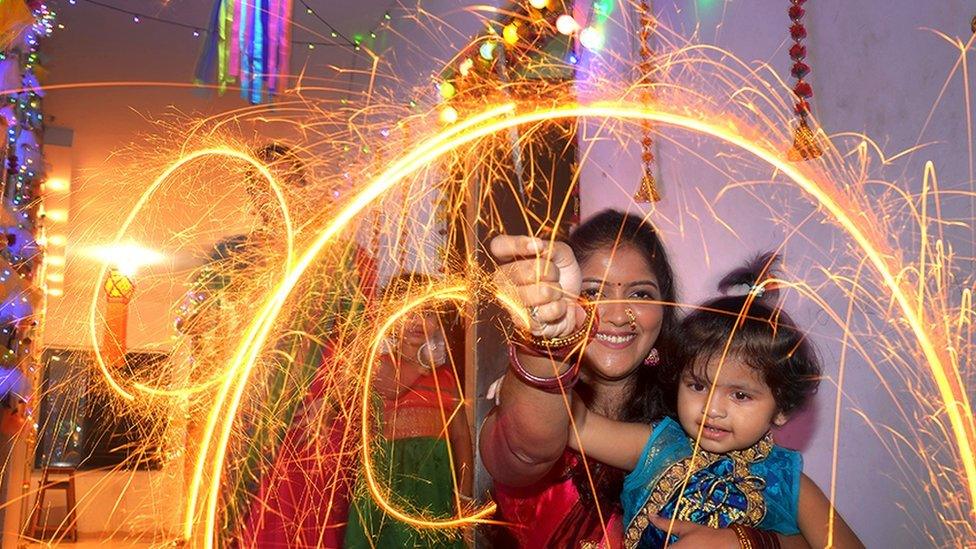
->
[65,0,394,50]
[58,0,619,112]
[433,1,612,125]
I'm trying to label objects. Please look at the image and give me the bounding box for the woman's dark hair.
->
[568,209,679,422]
[250,142,308,187]
[662,253,821,416]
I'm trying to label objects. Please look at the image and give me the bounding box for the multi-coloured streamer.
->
[195,0,293,103]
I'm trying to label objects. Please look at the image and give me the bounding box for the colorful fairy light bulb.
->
[503,23,519,46]
[439,81,456,100]
[529,0,549,8]
[479,41,497,60]
[458,58,474,77]
[556,14,580,36]
[439,106,458,124]
[579,26,605,51]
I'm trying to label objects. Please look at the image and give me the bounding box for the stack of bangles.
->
[730,524,782,549]
[508,303,596,394]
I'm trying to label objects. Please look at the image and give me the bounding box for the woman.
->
[482,210,676,548]
[343,274,472,548]
[236,241,377,548]
[481,210,823,548]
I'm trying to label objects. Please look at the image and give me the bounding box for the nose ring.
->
[625,308,637,331]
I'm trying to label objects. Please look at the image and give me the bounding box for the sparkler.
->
[162,99,972,546]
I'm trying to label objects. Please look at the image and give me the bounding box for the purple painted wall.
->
[576,1,974,546]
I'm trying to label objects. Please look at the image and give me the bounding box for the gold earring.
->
[625,308,637,330]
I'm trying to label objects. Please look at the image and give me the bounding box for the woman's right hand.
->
[489,235,584,340]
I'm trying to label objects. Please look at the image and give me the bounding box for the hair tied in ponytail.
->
[717,251,781,302]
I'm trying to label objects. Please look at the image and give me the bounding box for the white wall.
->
[25,465,183,542]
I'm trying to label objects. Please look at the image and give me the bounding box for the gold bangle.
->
[521,302,596,351]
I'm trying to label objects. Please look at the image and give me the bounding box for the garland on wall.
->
[633,0,660,202]
[786,0,822,161]
[0,0,53,427]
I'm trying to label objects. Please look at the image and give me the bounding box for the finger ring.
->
[529,306,540,321]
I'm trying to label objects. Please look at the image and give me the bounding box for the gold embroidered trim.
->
[624,431,774,548]
[382,406,449,440]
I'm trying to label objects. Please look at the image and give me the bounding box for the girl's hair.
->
[568,209,679,422]
[382,272,460,327]
[663,253,821,416]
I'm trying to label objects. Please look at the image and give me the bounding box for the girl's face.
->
[676,354,787,454]
[398,309,444,351]
[579,245,664,382]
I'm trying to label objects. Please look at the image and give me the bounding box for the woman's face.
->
[244,157,308,227]
[579,244,664,382]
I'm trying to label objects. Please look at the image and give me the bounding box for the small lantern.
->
[104,268,134,303]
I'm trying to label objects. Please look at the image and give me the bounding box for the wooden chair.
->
[25,466,78,542]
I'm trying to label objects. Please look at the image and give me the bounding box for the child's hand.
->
[648,515,741,548]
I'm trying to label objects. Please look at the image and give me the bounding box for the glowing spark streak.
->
[185,102,976,543]
[359,286,497,527]
[828,267,862,548]
[430,102,976,511]
[185,105,516,546]
[88,147,296,401]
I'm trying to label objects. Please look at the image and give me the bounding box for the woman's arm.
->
[566,396,651,471]
[797,474,864,549]
[479,354,576,486]
[647,516,811,548]
[479,235,586,487]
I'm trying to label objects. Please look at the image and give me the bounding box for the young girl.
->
[344,273,472,548]
[569,254,863,549]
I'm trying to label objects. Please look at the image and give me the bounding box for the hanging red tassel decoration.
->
[633,0,661,202]
[787,0,823,161]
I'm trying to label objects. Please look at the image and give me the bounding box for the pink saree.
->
[238,359,359,548]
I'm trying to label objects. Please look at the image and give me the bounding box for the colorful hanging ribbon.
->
[195,0,293,104]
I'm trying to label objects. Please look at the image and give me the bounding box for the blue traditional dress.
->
[621,417,801,548]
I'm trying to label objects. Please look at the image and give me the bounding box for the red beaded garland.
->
[787,0,822,161]
[634,0,661,202]
[791,61,809,78]
[793,81,812,98]
[790,23,806,40]
[789,0,813,106]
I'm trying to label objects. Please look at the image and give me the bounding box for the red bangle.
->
[731,525,780,549]
[507,344,580,394]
